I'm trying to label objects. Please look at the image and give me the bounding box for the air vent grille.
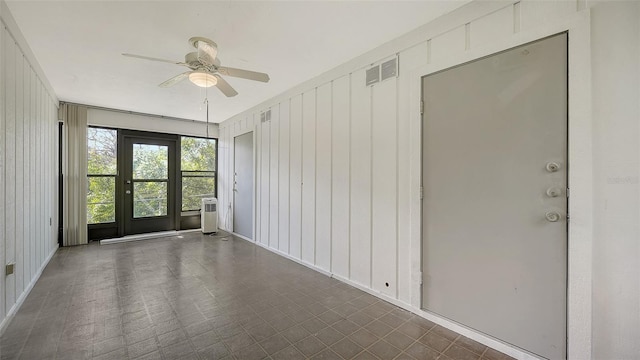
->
[366,66,380,86]
[381,57,398,80]
[260,109,271,123]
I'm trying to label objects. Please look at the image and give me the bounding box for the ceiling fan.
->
[123,37,270,97]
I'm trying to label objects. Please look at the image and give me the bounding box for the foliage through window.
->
[132,144,169,218]
[87,127,117,224]
[181,136,216,211]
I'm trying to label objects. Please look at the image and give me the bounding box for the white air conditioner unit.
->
[201,198,218,234]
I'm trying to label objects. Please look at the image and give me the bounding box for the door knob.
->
[545,212,561,222]
[546,187,562,197]
[546,162,561,172]
[125,190,131,195]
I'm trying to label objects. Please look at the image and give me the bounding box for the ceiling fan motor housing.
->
[185,52,201,68]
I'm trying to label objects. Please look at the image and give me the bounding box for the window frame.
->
[87,126,119,226]
[179,136,218,213]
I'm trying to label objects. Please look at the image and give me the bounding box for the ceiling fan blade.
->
[217,66,270,83]
[214,75,238,97]
[122,53,186,66]
[159,71,191,88]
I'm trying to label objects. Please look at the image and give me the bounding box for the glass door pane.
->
[132,144,169,218]
[134,182,168,217]
[133,144,168,179]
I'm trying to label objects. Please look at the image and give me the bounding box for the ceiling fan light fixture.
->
[189,71,217,88]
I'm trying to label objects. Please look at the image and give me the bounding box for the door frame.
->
[409,11,592,360]
[118,130,180,236]
[231,130,256,241]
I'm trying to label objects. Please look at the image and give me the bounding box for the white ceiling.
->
[7,1,467,123]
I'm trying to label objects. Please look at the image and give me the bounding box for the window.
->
[181,136,216,211]
[87,127,117,224]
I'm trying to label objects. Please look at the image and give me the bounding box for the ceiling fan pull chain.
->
[205,94,210,139]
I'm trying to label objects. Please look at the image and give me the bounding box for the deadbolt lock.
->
[546,162,561,172]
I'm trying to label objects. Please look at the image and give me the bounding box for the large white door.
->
[422,33,567,359]
[233,132,254,239]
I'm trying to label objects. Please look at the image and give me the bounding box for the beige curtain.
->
[61,104,88,246]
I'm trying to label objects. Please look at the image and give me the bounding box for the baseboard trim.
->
[177,228,202,234]
[100,230,178,245]
[0,244,59,336]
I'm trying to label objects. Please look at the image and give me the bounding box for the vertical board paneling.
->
[269,105,280,250]
[278,100,290,253]
[350,69,372,287]
[37,80,42,267]
[331,75,351,278]
[226,126,232,230]
[0,16,61,330]
[15,50,24,297]
[22,56,30,291]
[301,89,316,264]
[29,67,36,279]
[228,126,234,231]
[397,43,428,302]
[0,26,6,318]
[5,36,17,309]
[216,127,229,230]
[254,114,261,242]
[289,95,303,258]
[47,101,52,251]
[260,118,270,246]
[315,83,332,271]
[36,83,41,266]
[371,77,398,296]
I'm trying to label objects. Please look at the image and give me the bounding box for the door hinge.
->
[420,186,424,200]
[566,187,570,198]
[420,100,424,115]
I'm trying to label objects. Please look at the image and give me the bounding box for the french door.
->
[122,134,177,235]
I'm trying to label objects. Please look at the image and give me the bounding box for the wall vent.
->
[366,65,380,86]
[381,57,398,80]
[260,109,271,123]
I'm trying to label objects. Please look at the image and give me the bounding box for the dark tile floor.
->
[0,231,515,360]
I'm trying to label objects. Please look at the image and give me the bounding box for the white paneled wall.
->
[1,18,59,332]
[218,1,614,357]
[219,4,584,283]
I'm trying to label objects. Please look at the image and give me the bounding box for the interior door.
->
[123,136,176,235]
[421,34,567,359]
[233,132,254,239]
